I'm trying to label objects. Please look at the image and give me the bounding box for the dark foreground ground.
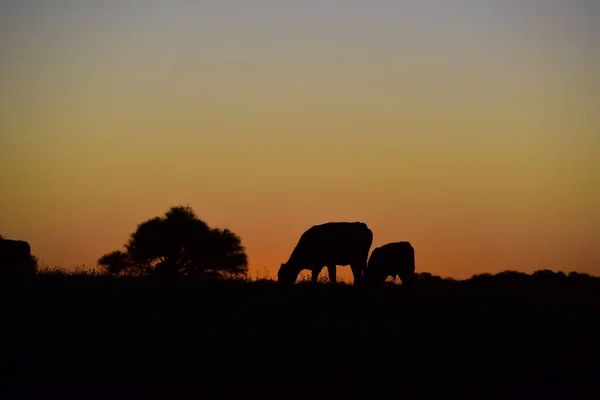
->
[1,272,599,399]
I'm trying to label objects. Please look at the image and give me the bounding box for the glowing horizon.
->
[1,0,598,280]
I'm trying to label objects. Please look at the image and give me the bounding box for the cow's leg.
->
[312,266,323,284]
[327,265,337,284]
[350,263,363,286]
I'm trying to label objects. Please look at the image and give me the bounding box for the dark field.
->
[1,271,599,398]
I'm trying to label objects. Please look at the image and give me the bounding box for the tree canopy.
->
[97,205,248,279]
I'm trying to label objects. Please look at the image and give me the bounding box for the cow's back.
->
[368,241,415,272]
[287,222,372,266]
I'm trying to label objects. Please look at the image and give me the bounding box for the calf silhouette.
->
[365,242,415,286]
[278,222,373,285]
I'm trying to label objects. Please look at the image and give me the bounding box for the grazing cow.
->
[365,242,415,286]
[0,238,36,277]
[278,222,373,285]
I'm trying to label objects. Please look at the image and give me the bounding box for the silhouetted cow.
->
[365,242,415,286]
[0,238,36,277]
[278,222,373,285]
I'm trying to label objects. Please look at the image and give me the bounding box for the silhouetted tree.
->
[97,205,248,279]
[567,271,595,284]
[471,273,494,282]
[411,272,448,289]
[97,250,139,276]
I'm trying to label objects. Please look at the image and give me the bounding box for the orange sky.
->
[1,1,598,280]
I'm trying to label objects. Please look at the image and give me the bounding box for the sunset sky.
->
[1,0,598,280]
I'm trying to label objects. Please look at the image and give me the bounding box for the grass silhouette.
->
[1,268,598,398]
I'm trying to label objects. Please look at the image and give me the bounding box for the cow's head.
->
[364,266,388,287]
[399,269,416,287]
[277,263,299,285]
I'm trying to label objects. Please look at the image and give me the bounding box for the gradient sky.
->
[1,0,598,280]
